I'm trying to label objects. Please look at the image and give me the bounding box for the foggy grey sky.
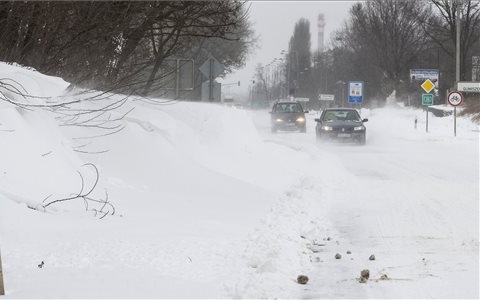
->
[221,1,357,98]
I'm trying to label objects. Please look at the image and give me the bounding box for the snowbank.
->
[0,63,477,299]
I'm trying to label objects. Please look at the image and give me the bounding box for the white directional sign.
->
[319,94,335,101]
[457,82,480,93]
[447,91,463,106]
[295,97,310,102]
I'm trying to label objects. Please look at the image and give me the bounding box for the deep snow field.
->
[0,62,478,298]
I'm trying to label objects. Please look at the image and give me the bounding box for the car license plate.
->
[338,133,351,138]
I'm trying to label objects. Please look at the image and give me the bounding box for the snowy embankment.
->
[0,63,323,298]
[0,62,478,298]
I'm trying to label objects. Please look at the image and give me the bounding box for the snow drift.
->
[0,62,478,299]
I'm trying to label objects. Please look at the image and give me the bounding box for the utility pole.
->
[456,0,461,88]
[455,0,462,137]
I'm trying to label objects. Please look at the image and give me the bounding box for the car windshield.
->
[322,110,361,122]
[274,103,303,113]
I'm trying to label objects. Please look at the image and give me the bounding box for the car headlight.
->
[354,125,365,131]
[296,117,305,122]
[321,125,333,131]
[275,118,284,122]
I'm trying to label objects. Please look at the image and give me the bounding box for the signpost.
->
[319,94,335,101]
[421,93,433,132]
[447,91,464,137]
[421,79,435,93]
[319,94,334,109]
[410,69,439,89]
[457,82,480,93]
[422,93,434,105]
[201,80,221,102]
[294,97,309,102]
[412,70,439,132]
[421,79,435,132]
[447,91,463,106]
[199,55,224,102]
[347,81,364,104]
[454,5,461,137]
[159,59,194,99]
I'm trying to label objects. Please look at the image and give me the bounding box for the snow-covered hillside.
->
[0,62,478,298]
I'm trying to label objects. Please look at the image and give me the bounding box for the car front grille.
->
[333,127,354,133]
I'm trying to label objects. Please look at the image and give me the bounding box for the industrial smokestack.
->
[317,14,325,52]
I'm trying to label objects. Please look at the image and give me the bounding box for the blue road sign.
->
[348,81,364,103]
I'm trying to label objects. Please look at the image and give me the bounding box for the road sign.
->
[410,69,439,88]
[199,56,224,78]
[447,91,463,106]
[348,81,364,103]
[448,91,464,137]
[199,56,224,101]
[421,79,435,93]
[295,97,309,102]
[158,59,194,93]
[422,93,434,106]
[319,94,335,101]
[457,82,480,93]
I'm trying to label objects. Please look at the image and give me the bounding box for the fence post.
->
[0,247,4,295]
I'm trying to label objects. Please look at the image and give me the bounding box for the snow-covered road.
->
[248,106,479,298]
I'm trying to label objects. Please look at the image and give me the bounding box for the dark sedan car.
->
[270,101,308,133]
[314,108,368,145]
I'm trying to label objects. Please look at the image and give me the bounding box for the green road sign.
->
[422,93,434,106]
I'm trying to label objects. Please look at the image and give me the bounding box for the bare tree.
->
[0,1,255,98]
[422,0,480,83]
[330,0,430,102]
